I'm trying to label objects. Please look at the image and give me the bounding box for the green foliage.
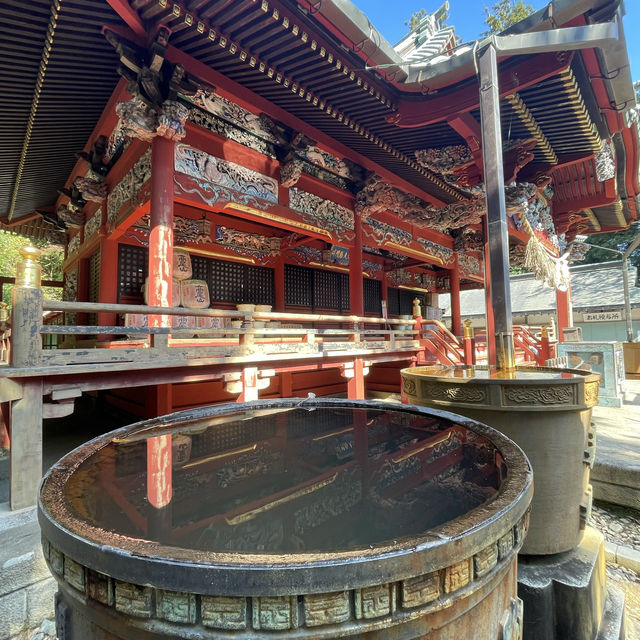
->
[483,0,534,35]
[0,230,64,306]
[405,8,428,31]
[580,227,640,268]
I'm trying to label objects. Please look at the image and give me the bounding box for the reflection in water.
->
[65,408,503,554]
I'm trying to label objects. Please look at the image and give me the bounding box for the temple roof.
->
[0,0,637,243]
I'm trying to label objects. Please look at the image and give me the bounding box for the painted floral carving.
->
[57,205,84,230]
[215,226,281,258]
[175,144,278,203]
[107,149,152,229]
[289,188,354,237]
[157,100,189,141]
[280,157,305,188]
[84,208,102,239]
[67,234,81,255]
[416,238,455,265]
[134,213,212,245]
[192,88,277,142]
[595,142,615,182]
[458,253,482,276]
[73,177,108,203]
[363,216,412,246]
[287,246,323,264]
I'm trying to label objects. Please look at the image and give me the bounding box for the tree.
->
[483,0,534,35]
[0,230,64,306]
[405,9,428,31]
[579,227,640,268]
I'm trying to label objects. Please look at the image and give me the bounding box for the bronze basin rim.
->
[38,398,533,596]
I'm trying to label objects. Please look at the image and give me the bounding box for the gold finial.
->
[464,319,474,339]
[541,325,548,339]
[412,297,422,318]
[15,245,42,288]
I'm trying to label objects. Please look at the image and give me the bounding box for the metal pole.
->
[478,43,514,371]
[622,258,633,342]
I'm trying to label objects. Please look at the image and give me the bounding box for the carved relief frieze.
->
[415,145,473,187]
[134,213,212,245]
[67,235,81,255]
[416,238,455,265]
[289,188,354,238]
[422,383,487,403]
[73,177,108,203]
[363,216,412,246]
[356,174,430,221]
[191,88,277,142]
[175,144,278,203]
[286,246,323,264]
[584,381,599,406]
[84,208,102,240]
[458,253,482,276]
[63,268,78,325]
[188,108,276,158]
[215,226,281,260]
[362,259,383,276]
[502,385,575,406]
[107,149,152,229]
[595,142,615,182]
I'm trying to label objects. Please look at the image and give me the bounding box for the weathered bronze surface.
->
[40,398,532,639]
[401,365,600,555]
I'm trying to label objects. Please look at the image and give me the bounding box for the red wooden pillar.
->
[274,255,285,311]
[97,233,118,338]
[483,219,496,365]
[450,263,462,337]
[556,284,573,342]
[347,358,366,400]
[148,136,175,319]
[349,215,364,316]
[146,136,175,514]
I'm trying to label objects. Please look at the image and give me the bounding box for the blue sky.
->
[351,1,639,81]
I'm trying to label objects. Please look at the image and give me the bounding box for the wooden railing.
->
[6,297,422,371]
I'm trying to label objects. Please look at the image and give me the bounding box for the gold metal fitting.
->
[412,297,422,318]
[464,319,474,339]
[15,245,42,288]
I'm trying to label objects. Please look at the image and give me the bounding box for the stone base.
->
[518,527,625,640]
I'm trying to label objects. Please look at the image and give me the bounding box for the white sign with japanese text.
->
[582,311,622,322]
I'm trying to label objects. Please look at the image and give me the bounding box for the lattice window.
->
[118,244,147,303]
[285,264,313,307]
[246,265,274,305]
[363,278,381,314]
[192,256,274,305]
[88,250,101,325]
[339,273,350,312]
[315,270,340,310]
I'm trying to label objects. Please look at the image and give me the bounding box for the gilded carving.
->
[584,381,599,406]
[201,595,247,630]
[503,385,574,406]
[422,383,486,403]
[401,572,440,608]
[303,591,350,627]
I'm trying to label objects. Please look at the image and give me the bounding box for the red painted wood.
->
[97,236,119,335]
[347,358,366,400]
[556,285,573,341]
[149,137,175,324]
[450,264,462,337]
[350,214,364,316]
[392,52,573,128]
[146,435,172,508]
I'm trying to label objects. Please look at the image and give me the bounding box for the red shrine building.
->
[0,0,638,508]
